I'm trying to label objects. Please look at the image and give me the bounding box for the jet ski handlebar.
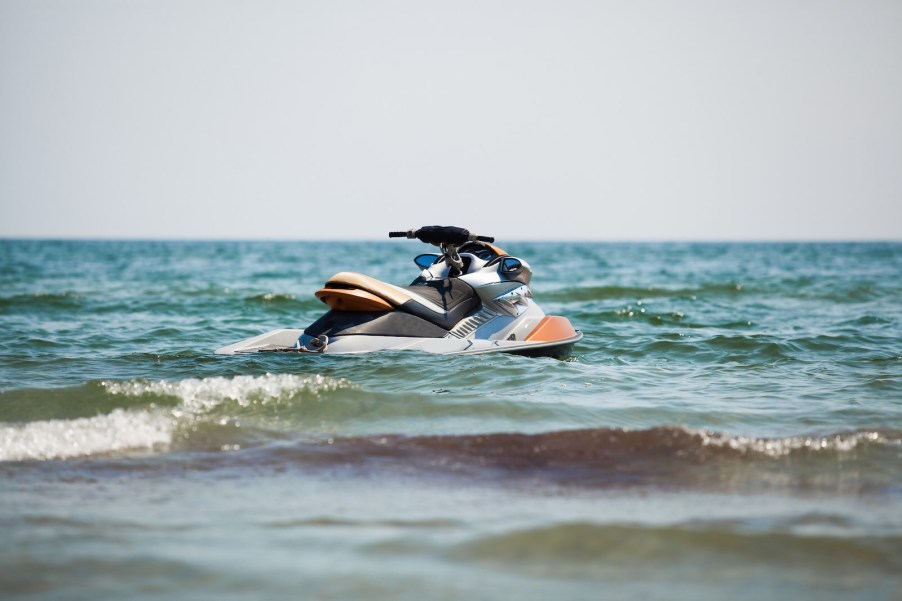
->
[389,226,494,245]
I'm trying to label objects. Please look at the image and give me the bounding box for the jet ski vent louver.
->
[445,309,496,339]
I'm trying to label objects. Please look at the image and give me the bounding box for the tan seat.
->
[319,271,481,327]
[323,272,413,307]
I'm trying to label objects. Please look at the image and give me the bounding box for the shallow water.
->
[1,240,901,599]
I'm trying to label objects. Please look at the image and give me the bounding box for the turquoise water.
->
[1,240,901,599]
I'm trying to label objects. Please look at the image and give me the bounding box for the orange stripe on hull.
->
[315,288,393,312]
[524,315,578,342]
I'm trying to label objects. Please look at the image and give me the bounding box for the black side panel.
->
[304,310,448,339]
[401,278,478,312]
[396,278,481,330]
[398,299,474,330]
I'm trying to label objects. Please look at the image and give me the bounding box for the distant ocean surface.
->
[1,239,900,600]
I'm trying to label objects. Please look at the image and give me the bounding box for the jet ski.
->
[216,226,582,357]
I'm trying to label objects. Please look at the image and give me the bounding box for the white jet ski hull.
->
[215,328,582,358]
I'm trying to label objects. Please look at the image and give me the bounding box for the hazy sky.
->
[1,0,900,240]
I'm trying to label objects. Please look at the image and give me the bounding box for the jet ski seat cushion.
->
[323,272,480,330]
[324,272,413,306]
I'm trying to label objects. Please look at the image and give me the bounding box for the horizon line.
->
[2,235,900,244]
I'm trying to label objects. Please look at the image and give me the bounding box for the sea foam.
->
[0,409,172,461]
[0,373,353,461]
[101,373,353,414]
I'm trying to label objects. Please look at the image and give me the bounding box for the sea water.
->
[1,240,900,600]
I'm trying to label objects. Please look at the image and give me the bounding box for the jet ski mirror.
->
[500,257,522,273]
[414,254,440,269]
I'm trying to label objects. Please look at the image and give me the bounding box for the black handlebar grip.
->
[390,227,495,244]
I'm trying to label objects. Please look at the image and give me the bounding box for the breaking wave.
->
[0,374,354,461]
[99,373,352,413]
[2,375,899,496]
[269,425,900,467]
[249,426,901,494]
[0,409,172,461]
[8,423,888,495]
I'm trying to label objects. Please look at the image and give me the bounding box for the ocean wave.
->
[100,373,353,412]
[0,374,354,461]
[620,334,798,363]
[0,409,172,461]
[4,379,900,490]
[243,292,299,304]
[539,283,747,303]
[241,293,324,314]
[295,425,900,464]
[0,292,84,312]
[693,428,895,457]
[1,372,601,460]
[447,521,902,571]
[217,426,902,494]
[592,331,894,364]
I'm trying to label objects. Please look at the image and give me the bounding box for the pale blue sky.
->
[1,0,900,240]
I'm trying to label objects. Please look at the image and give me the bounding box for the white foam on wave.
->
[101,373,352,413]
[0,373,353,462]
[695,428,895,457]
[0,409,173,461]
